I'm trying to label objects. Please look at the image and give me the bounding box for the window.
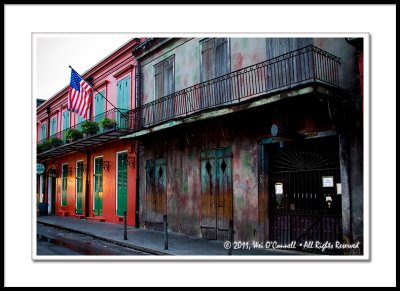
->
[154,56,174,99]
[154,56,175,122]
[94,90,106,123]
[200,38,230,108]
[265,38,312,89]
[50,116,57,137]
[117,77,130,129]
[62,110,70,141]
[40,123,46,141]
[76,113,85,129]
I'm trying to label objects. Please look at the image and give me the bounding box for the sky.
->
[34,34,136,100]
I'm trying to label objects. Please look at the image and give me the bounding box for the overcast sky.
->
[34,34,136,100]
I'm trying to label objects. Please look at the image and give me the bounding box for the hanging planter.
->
[100,118,117,130]
[81,120,100,136]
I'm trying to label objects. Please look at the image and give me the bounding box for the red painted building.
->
[36,38,142,226]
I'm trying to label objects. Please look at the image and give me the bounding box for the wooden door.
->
[200,148,232,240]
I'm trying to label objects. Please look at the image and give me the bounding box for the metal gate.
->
[268,137,342,252]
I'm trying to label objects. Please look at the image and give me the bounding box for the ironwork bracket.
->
[127,157,136,169]
[102,161,110,172]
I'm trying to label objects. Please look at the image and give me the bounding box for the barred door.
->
[268,137,342,250]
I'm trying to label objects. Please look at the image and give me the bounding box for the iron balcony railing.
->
[37,107,130,154]
[129,45,341,131]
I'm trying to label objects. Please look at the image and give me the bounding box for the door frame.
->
[258,129,339,243]
[115,150,128,216]
[200,147,233,240]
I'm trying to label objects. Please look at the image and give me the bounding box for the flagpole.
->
[69,66,123,115]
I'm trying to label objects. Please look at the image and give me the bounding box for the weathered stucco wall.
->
[313,38,358,90]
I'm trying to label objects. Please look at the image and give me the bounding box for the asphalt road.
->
[36,223,149,256]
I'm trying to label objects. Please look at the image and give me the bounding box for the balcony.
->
[126,45,341,136]
[37,108,131,161]
[37,45,342,159]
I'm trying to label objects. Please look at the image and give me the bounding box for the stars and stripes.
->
[68,69,92,119]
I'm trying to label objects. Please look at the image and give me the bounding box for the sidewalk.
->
[36,215,308,256]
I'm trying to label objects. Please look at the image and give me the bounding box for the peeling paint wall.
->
[313,38,358,90]
[138,95,339,242]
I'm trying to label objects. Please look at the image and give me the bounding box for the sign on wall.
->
[37,163,45,175]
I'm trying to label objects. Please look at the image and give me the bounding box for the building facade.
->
[122,37,364,253]
[36,38,142,226]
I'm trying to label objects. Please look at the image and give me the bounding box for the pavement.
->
[36,215,309,256]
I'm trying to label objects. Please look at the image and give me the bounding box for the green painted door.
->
[40,123,46,141]
[94,157,103,216]
[116,76,130,129]
[62,111,70,141]
[50,117,57,137]
[61,164,68,206]
[76,161,83,215]
[94,90,105,124]
[200,147,232,240]
[117,152,128,216]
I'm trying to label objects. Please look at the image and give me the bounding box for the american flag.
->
[68,69,93,119]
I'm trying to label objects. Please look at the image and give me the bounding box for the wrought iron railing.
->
[37,45,341,155]
[37,108,130,153]
[129,45,340,131]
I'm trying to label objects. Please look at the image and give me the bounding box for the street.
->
[36,223,149,256]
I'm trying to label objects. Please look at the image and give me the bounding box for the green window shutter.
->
[50,117,57,136]
[94,158,103,216]
[76,161,83,215]
[76,114,85,129]
[62,111,70,141]
[94,90,105,123]
[41,124,46,141]
[117,152,128,216]
[62,164,68,206]
[117,77,130,128]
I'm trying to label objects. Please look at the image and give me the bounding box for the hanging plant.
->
[81,120,100,136]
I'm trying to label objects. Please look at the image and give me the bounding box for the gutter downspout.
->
[134,58,141,228]
[85,79,94,218]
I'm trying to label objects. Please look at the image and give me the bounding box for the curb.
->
[37,220,171,256]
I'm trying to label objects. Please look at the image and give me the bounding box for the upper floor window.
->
[50,116,57,137]
[116,76,130,129]
[154,55,175,100]
[40,123,46,141]
[200,38,230,108]
[94,90,106,123]
[200,38,229,82]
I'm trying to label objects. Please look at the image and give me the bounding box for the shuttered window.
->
[50,117,57,137]
[40,123,46,141]
[200,38,230,108]
[154,56,174,99]
[201,38,229,82]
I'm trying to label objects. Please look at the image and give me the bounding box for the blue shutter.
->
[94,90,105,123]
[50,117,57,137]
[41,124,46,141]
[117,76,130,128]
